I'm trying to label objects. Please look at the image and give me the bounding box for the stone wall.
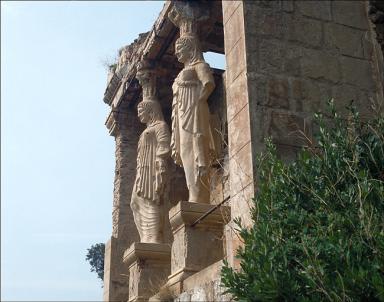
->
[221,0,384,270]
[243,0,383,157]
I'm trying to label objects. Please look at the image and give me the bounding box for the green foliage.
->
[221,101,384,301]
[86,243,105,283]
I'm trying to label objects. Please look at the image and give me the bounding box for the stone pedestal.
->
[167,201,230,286]
[123,242,171,302]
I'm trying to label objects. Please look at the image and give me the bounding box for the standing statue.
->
[130,62,171,244]
[171,35,216,203]
[169,5,216,203]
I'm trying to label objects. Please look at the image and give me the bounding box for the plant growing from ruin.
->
[86,243,105,283]
[221,101,384,301]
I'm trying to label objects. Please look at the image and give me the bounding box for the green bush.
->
[221,101,384,301]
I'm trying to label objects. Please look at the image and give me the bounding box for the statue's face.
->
[138,105,150,124]
[175,40,191,64]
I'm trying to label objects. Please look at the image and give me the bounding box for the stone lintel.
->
[169,201,230,233]
[123,242,171,267]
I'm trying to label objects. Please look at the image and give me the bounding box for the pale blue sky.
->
[1,1,225,301]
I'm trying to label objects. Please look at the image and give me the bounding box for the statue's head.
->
[175,35,204,65]
[137,99,164,125]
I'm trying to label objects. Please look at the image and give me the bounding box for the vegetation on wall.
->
[221,101,384,301]
[86,243,105,283]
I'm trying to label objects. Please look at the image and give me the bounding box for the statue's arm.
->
[154,123,171,196]
[196,62,215,102]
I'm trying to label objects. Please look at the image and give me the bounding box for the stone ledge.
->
[169,201,230,232]
[123,242,171,267]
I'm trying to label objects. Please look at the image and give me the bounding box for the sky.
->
[1,1,225,301]
[1,1,165,300]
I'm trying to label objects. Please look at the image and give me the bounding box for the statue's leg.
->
[130,193,144,241]
[141,199,163,244]
[179,128,210,203]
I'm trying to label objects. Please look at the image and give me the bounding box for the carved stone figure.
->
[130,62,171,243]
[169,6,216,203]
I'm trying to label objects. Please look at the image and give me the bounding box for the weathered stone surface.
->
[301,49,341,83]
[226,38,246,84]
[222,0,242,25]
[291,78,331,112]
[228,142,253,198]
[340,56,375,90]
[226,72,248,123]
[223,4,243,54]
[332,1,369,30]
[282,1,294,13]
[325,23,366,58]
[268,77,290,109]
[168,201,230,286]
[296,0,331,21]
[228,105,251,157]
[246,7,286,39]
[284,44,303,76]
[288,16,323,48]
[268,111,311,147]
[259,39,285,73]
[123,242,171,302]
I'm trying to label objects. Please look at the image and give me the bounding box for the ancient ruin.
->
[102,1,383,301]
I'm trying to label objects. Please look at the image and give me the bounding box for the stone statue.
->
[130,62,171,243]
[169,5,216,203]
[171,35,216,203]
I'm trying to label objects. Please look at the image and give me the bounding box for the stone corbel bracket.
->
[168,0,213,38]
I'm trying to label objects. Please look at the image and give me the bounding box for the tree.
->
[221,101,384,301]
[86,243,105,283]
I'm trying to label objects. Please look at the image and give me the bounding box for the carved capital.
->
[168,1,210,37]
[136,59,157,100]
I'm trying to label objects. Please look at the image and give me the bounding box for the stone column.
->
[103,109,142,302]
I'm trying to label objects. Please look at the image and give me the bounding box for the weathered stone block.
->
[246,7,286,39]
[226,72,248,123]
[301,49,341,83]
[259,39,285,73]
[228,105,251,157]
[284,44,303,76]
[229,142,253,196]
[229,182,254,228]
[222,1,242,24]
[291,78,332,112]
[296,0,331,21]
[268,111,311,146]
[332,1,368,30]
[340,56,375,90]
[168,202,230,286]
[324,23,366,58]
[223,4,243,54]
[331,84,358,113]
[123,242,171,302]
[267,77,289,109]
[226,39,246,84]
[288,16,323,48]
[282,1,294,13]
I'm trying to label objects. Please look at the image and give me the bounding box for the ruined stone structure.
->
[102,1,383,301]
